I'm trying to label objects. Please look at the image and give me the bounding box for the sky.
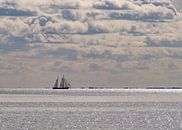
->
[0,0,182,88]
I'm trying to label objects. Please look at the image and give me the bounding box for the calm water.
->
[0,89,182,130]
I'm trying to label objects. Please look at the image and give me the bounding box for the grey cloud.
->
[81,50,131,62]
[135,58,178,70]
[128,25,145,36]
[1,37,29,52]
[0,42,31,54]
[87,22,109,34]
[42,48,79,61]
[27,16,53,27]
[135,61,150,70]
[81,50,112,60]
[61,10,103,21]
[0,58,21,74]
[0,0,178,45]
[51,64,75,73]
[54,61,62,66]
[0,8,36,16]
[60,9,175,22]
[38,47,131,62]
[166,51,182,60]
[135,0,178,15]
[42,21,88,34]
[50,1,81,9]
[110,10,174,22]
[164,62,178,70]
[91,0,177,21]
[0,1,37,16]
[62,10,79,21]
[93,1,132,10]
[145,37,182,47]
[89,63,103,71]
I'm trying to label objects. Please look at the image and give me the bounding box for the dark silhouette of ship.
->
[53,75,71,89]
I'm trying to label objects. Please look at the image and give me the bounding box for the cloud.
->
[0,1,37,16]
[171,0,182,12]
[93,0,135,10]
[110,5,175,21]
[145,37,182,47]
[0,8,36,16]
[89,63,102,71]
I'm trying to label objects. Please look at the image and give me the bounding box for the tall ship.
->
[53,75,71,89]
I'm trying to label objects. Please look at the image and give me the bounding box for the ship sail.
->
[60,75,71,89]
[53,75,71,89]
[53,77,59,88]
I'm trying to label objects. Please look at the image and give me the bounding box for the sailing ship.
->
[53,75,71,89]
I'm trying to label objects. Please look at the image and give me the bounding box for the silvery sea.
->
[0,88,182,130]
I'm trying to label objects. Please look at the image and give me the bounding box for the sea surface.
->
[0,88,182,130]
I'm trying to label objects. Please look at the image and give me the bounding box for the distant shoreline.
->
[81,86,182,89]
[0,86,182,89]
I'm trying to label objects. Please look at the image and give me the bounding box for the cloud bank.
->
[0,0,182,88]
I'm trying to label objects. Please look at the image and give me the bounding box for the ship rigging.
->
[53,75,71,89]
